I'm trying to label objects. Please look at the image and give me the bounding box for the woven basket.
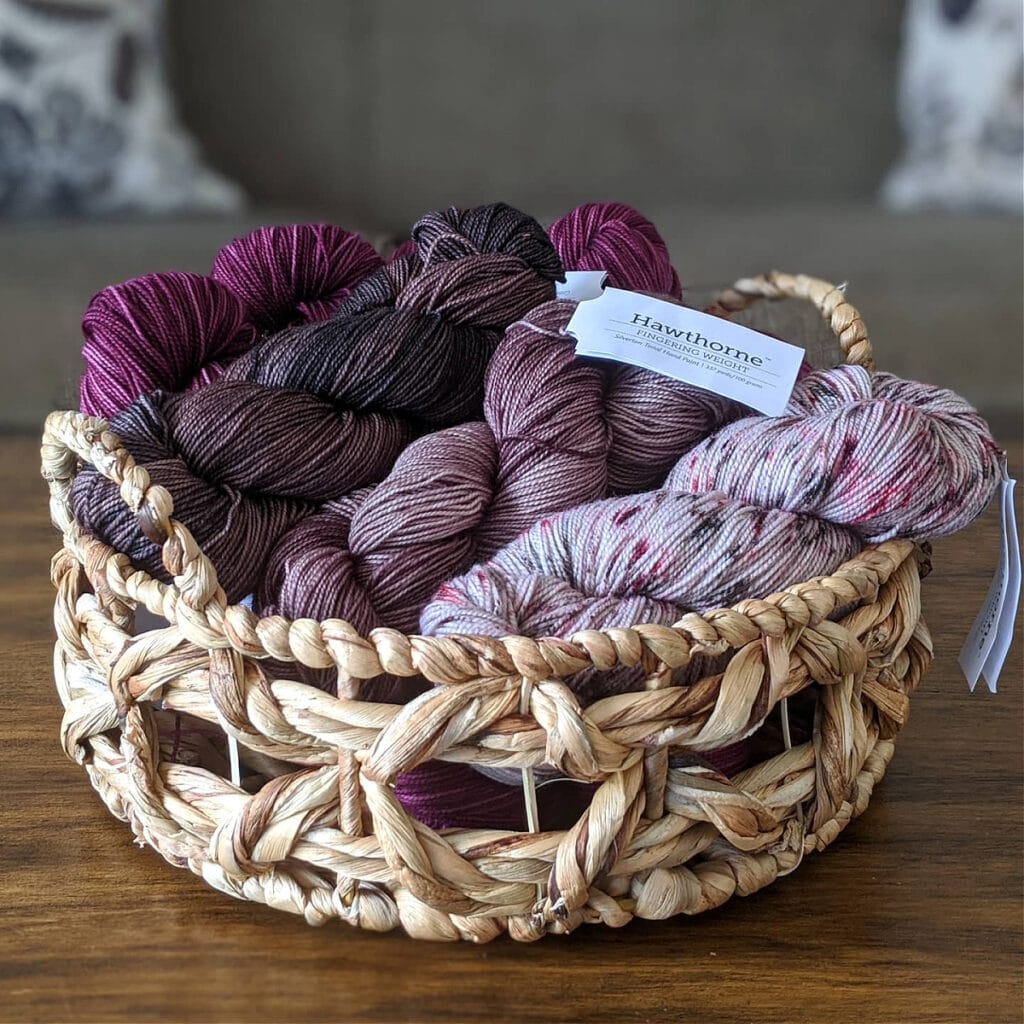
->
[42,272,933,943]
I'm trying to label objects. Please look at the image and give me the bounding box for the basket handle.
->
[705,271,873,370]
[41,410,223,613]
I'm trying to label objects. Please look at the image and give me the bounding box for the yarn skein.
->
[421,489,865,703]
[548,201,683,299]
[71,389,338,598]
[392,201,685,300]
[72,203,562,598]
[211,223,384,329]
[79,224,383,419]
[258,301,605,632]
[668,365,1003,540]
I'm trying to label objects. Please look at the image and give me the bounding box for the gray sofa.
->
[1,1,1020,432]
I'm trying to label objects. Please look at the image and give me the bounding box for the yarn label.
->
[566,287,804,415]
[959,467,1020,693]
[556,271,608,302]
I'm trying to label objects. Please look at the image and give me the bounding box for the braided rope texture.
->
[42,273,933,942]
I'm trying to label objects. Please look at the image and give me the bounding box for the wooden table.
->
[2,435,1021,1024]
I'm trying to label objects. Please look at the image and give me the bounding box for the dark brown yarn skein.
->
[71,203,563,600]
[223,203,563,424]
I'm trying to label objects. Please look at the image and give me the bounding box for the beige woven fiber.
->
[42,273,932,942]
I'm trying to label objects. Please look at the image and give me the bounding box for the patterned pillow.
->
[883,0,1023,213]
[0,0,243,215]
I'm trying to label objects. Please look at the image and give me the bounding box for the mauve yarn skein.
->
[546,200,741,493]
[550,202,747,493]
[79,224,382,420]
[71,203,562,598]
[258,301,606,632]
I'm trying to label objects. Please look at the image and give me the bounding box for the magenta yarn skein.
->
[548,201,683,299]
[79,273,256,420]
[79,224,383,420]
[211,223,383,329]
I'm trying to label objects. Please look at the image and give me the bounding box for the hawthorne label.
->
[959,465,1020,693]
[566,287,804,415]
[555,270,608,302]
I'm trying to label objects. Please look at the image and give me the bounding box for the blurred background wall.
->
[0,0,1020,433]
[168,0,906,228]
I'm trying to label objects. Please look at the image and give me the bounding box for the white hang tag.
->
[566,287,804,415]
[959,466,1021,693]
[556,270,608,302]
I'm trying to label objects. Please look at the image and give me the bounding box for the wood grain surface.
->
[1,434,1021,1024]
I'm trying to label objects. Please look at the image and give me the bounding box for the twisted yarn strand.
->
[79,224,383,419]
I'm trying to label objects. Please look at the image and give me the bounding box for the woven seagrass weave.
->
[42,273,933,942]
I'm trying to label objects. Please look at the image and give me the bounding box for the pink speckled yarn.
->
[421,489,864,703]
[669,365,1003,540]
[79,223,383,419]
